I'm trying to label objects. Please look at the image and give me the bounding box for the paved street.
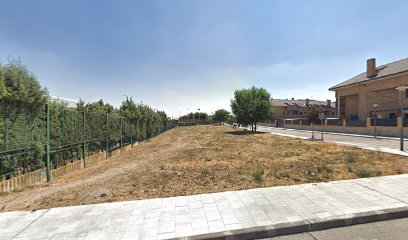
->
[262,217,408,240]
[257,125,408,156]
[1,174,408,240]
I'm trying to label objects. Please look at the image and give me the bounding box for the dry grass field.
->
[1,124,408,211]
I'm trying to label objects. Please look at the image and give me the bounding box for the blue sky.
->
[1,0,408,117]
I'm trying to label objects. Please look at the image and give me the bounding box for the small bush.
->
[344,151,357,163]
[201,168,210,175]
[317,164,333,174]
[355,168,381,178]
[253,170,264,183]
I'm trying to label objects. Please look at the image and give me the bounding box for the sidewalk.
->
[255,125,408,157]
[2,174,408,240]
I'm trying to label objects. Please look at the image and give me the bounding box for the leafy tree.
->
[230,86,274,131]
[180,112,208,120]
[1,59,48,111]
[212,109,230,124]
[306,106,323,124]
[0,64,5,96]
[0,58,172,178]
[0,59,48,175]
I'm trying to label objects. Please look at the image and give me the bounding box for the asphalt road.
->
[260,217,408,240]
[256,125,408,156]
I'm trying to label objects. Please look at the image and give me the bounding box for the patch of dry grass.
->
[1,124,407,211]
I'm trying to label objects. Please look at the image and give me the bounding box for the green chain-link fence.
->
[0,103,177,181]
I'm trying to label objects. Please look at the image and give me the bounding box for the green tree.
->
[0,63,5,97]
[1,59,48,110]
[212,109,230,124]
[230,86,274,131]
[180,112,208,120]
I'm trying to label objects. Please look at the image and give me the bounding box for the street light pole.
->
[396,86,408,151]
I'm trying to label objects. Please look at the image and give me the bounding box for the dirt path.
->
[1,125,408,211]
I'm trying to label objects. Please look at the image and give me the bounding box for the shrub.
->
[253,170,264,183]
[355,168,381,178]
[344,151,357,163]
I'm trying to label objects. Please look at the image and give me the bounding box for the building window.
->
[389,113,396,119]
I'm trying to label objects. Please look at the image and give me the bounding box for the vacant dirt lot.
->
[1,125,408,211]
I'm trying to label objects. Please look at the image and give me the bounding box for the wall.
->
[281,123,408,138]
[274,105,336,120]
[335,72,408,120]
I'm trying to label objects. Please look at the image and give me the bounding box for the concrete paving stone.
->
[4,174,408,240]
[255,218,274,226]
[205,210,222,221]
[190,208,205,219]
[139,227,158,240]
[157,232,176,240]
[189,195,201,202]
[175,214,190,225]
[200,194,215,204]
[203,203,218,212]
[251,210,269,220]
[158,220,175,233]
[121,230,140,239]
[238,216,258,228]
[192,226,210,235]
[148,199,163,210]
[221,213,239,225]
[191,217,208,229]
[233,207,251,218]
[143,217,160,227]
[189,201,203,209]
[208,220,226,232]
[160,211,175,221]
[225,223,243,231]
[84,230,125,240]
[175,206,189,215]
[175,224,193,238]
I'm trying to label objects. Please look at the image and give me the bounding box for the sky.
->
[1,0,408,118]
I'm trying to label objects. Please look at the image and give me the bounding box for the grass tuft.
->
[253,170,264,183]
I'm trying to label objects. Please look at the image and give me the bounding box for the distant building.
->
[272,98,336,120]
[50,96,78,107]
[329,58,408,120]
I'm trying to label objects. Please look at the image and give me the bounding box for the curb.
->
[175,207,408,240]
[263,126,407,141]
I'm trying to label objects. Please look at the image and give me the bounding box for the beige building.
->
[272,98,336,120]
[330,58,408,120]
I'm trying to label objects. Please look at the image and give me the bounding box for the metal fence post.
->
[130,118,133,147]
[82,111,86,167]
[120,117,123,148]
[45,103,51,182]
[4,104,8,151]
[105,113,109,159]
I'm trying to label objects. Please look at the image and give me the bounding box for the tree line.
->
[0,59,172,179]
